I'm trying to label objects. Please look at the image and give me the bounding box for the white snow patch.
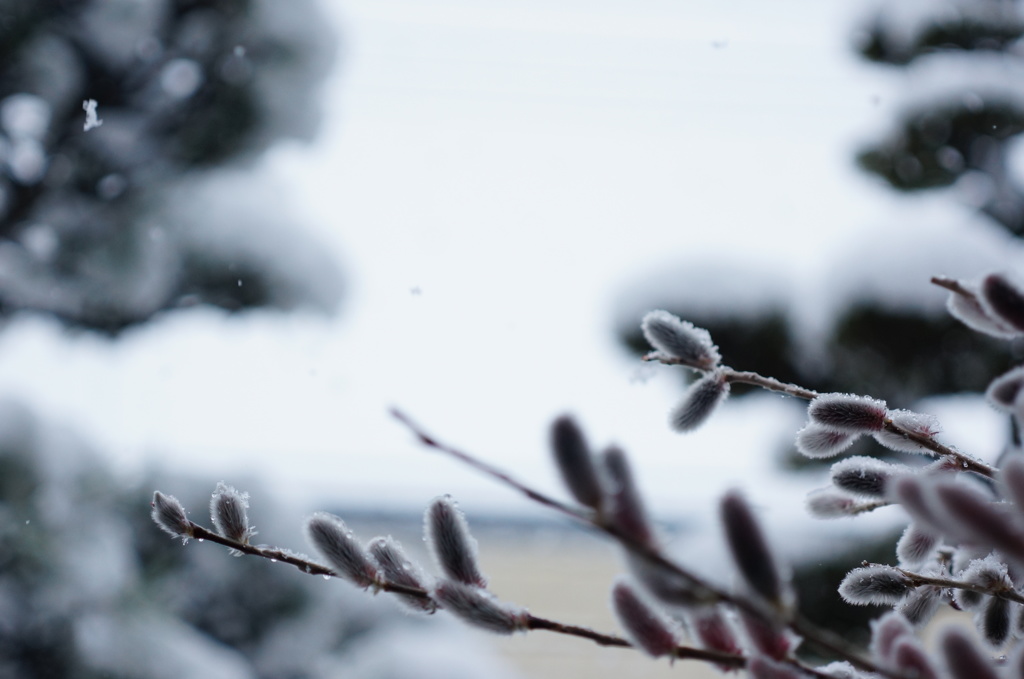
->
[82,99,103,131]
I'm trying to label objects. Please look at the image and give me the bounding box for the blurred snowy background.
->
[1,0,1023,676]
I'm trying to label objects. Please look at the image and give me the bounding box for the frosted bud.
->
[807,393,887,434]
[152,491,193,541]
[954,587,984,611]
[688,605,743,666]
[626,552,708,607]
[425,495,487,588]
[669,370,729,432]
[838,566,912,606]
[210,482,253,545]
[999,455,1024,511]
[957,557,1010,614]
[305,512,380,589]
[895,522,939,568]
[433,580,529,634]
[747,655,804,679]
[738,611,796,661]
[640,310,720,369]
[940,627,999,679]
[367,536,436,613]
[962,556,1010,589]
[795,424,856,459]
[891,640,939,679]
[550,415,602,510]
[805,488,860,519]
[869,611,914,664]
[610,577,680,658]
[600,446,655,547]
[897,585,942,627]
[933,483,1024,565]
[873,410,941,453]
[986,366,1024,412]
[721,490,792,611]
[946,280,1018,338]
[887,476,942,532]
[981,273,1024,333]
[978,595,1011,648]
[830,457,910,499]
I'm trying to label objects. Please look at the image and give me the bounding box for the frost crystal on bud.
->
[961,556,1010,590]
[795,424,856,459]
[433,580,528,634]
[946,281,1018,338]
[940,627,999,679]
[367,536,436,613]
[210,482,253,545]
[550,415,602,510]
[425,496,487,588]
[830,457,909,499]
[981,273,1024,333]
[957,557,1010,614]
[306,512,380,589]
[873,409,941,453]
[808,393,887,434]
[669,370,730,432]
[640,310,720,369]
[986,366,1024,412]
[838,566,911,606]
[721,490,791,611]
[610,577,680,658]
[895,522,939,567]
[600,446,654,547]
[151,491,193,541]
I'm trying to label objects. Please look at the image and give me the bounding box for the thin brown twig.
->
[930,275,971,297]
[863,562,1024,606]
[186,514,746,665]
[391,408,904,679]
[643,355,996,479]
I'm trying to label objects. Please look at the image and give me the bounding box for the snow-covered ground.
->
[0,0,1012,543]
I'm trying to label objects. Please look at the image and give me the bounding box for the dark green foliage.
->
[858,101,1024,196]
[825,305,1014,404]
[0,0,339,333]
[858,15,1024,65]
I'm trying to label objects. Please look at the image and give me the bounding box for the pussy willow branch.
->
[644,356,997,479]
[185,517,745,665]
[391,409,903,679]
[864,561,1024,606]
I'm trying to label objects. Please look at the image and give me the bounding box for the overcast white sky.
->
[0,0,1013,539]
